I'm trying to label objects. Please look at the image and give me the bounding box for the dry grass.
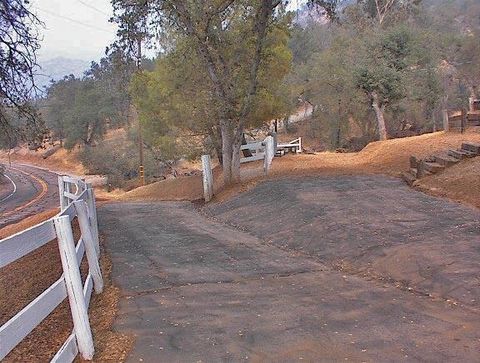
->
[0,147,86,176]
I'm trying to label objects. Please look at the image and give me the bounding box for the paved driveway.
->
[100,176,480,362]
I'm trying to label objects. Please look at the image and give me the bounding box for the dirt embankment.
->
[118,130,480,207]
[415,157,480,209]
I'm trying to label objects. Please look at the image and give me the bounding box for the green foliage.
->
[355,26,416,104]
[44,51,135,149]
[129,13,293,159]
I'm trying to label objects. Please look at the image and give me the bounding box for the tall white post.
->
[58,176,67,211]
[201,155,214,202]
[54,215,95,360]
[74,201,103,293]
[85,184,99,254]
[263,136,274,174]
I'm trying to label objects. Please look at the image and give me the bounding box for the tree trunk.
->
[231,138,241,183]
[221,122,233,185]
[371,92,387,141]
[220,121,244,185]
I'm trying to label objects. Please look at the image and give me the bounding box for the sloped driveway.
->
[100,176,480,362]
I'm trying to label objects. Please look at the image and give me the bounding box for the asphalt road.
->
[99,176,480,362]
[0,164,59,229]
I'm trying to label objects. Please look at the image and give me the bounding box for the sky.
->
[31,0,306,64]
[32,0,117,62]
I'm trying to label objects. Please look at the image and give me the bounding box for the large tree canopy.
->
[112,0,290,185]
[0,0,43,140]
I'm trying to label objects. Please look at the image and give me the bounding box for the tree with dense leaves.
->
[44,51,135,149]
[112,0,290,185]
[0,0,44,145]
[130,20,293,164]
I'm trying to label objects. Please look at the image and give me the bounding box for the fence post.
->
[442,109,449,132]
[201,155,214,202]
[74,201,103,293]
[263,136,274,174]
[469,97,475,112]
[58,176,67,211]
[54,215,95,360]
[297,137,303,153]
[85,183,99,254]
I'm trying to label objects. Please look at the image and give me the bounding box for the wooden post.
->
[461,108,466,133]
[58,176,68,210]
[271,132,278,155]
[469,97,475,112]
[85,184,99,254]
[442,109,449,132]
[54,216,94,360]
[201,155,213,202]
[297,137,303,153]
[74,201,103,293]
[263,136,274,174]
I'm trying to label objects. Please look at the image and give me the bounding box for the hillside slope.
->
[416,157,480,208]
[120,130,480,207]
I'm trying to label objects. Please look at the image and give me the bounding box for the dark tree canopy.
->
[0,0,43,142]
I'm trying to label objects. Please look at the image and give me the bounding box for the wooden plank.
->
[64,191,80,200]
[240,154,265,163]
[277,143,300,148]
[0,219,56,268]
[263,136,274,174]
[83,274,94,307]
[201,155,214,202]
[240,142,262,151]
[0,278,67,360]
[85,187,99,253]
[50,275,94,363]
[59,202,77,221]
[50,333,78,363]
[58,176,67,210]
[54,216,94,360]
[74,201,103,293]
[62,176,87,189]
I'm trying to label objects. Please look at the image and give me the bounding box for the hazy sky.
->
[32,0,117,62]
[31,0,305,63]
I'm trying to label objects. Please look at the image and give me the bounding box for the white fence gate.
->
[0,176,102,362]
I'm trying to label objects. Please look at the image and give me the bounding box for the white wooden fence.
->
[201,135,275,202]
[277,137,302,155]
[240,135,276,169]
[0,176,102,362]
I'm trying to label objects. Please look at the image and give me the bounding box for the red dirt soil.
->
[118,130,480,207]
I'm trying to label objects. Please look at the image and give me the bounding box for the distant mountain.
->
[35,57,90,92]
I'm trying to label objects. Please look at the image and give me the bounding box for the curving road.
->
[0,164,59,229]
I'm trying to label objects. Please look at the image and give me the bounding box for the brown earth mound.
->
[115,130,480,207]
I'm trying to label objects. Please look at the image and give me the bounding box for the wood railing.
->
[201,135,275,202]
[240,135,275,168]
[0,176,102,362]
[277,137,302,154]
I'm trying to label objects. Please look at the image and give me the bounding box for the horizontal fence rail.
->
[240,141,266,164]
[0,176,102,362]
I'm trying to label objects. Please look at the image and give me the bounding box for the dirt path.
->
[0,164,59,229]
[100,176,480,362]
